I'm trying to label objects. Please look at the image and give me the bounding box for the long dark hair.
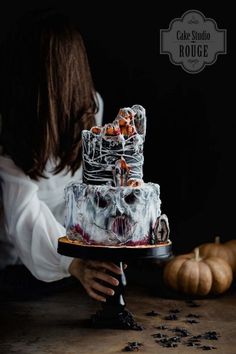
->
[0,9,97,179]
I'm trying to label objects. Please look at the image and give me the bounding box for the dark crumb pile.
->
[91,309,143,330]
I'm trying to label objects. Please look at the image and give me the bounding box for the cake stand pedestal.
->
[58,236,172,330]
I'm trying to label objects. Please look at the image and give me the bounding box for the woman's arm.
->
[0,156,123,302]
[0,157,73,282]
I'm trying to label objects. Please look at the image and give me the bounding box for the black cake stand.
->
[58,236,172,330]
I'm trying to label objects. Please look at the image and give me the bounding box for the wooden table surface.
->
[0,270,236,354]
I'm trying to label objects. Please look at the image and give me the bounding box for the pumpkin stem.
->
[194,247,199,262]
[194,247,200,261]
[215,236,221,244]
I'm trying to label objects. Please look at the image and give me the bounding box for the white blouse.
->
[0,93,103,281]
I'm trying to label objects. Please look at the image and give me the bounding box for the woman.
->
[0,8,121,302]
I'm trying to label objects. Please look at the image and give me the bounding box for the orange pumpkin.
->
[224,239,236,275]
[198,236,235,270]
[163,248,233,296]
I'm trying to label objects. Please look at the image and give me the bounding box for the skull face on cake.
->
[65,105,170,246]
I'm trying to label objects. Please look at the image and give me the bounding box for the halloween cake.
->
[65,105,170,246]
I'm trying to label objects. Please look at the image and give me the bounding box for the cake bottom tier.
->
[65,182,170,246]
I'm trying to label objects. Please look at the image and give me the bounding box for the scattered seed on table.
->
[191,335,202,340]
[184,336,202,347]
[200,345,217,350]
[185,319,199,324]
[152,333,168,339]
[185,300,200,307]
[156,336,180,348]
[202,331,220,340]
[186,313,200,318]
[186,341,201,347]
[123,342,143,352]
[170,327,191,337]
[169,308,181,313]
[145,310,160,316]
[164,314,178,320]
[155,325,169,330]
[157,341,178,348]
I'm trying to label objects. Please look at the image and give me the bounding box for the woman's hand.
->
[69,258,123,302]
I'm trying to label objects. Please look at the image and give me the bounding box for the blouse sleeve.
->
[0,157,73,282]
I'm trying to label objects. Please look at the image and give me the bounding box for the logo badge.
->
[160,10,226,74]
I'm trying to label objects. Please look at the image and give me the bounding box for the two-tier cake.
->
[64,105,170,246]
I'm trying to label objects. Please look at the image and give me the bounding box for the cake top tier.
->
[82,105,146,187]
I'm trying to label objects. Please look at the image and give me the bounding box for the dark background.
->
[0,1,234,254]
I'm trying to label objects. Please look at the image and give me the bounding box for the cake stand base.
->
[58,237,172,330]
